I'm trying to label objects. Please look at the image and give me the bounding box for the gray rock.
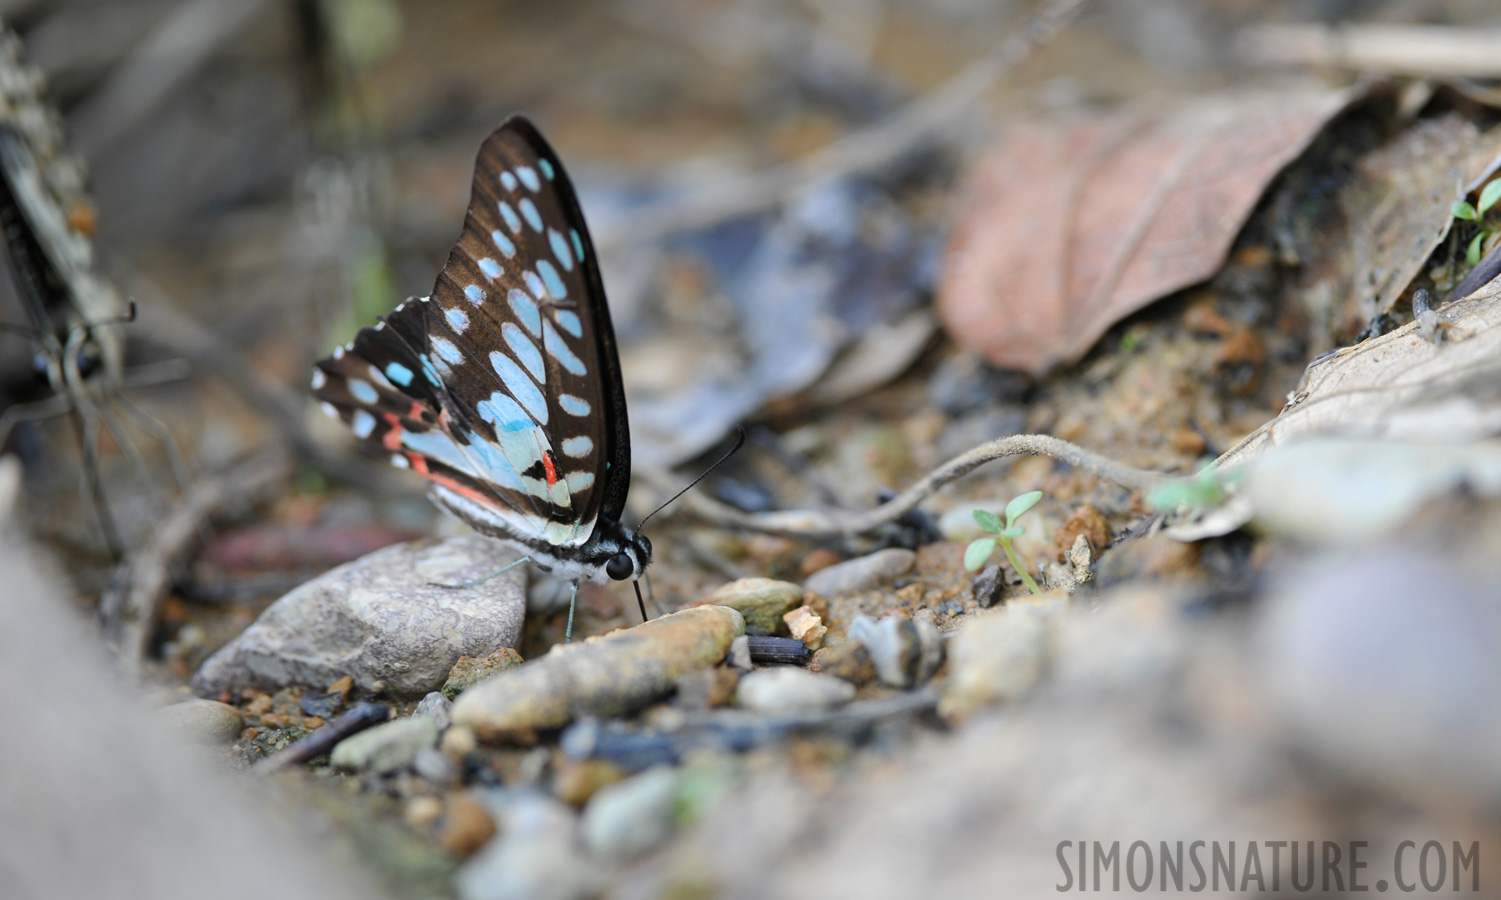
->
[940,594,1067,718]
[847,614,944,688]
[698,577,804,635]
[1257,549,1501,803]
[580,766,681,861]
[330,715,439,774]
[192,535,525,698]
[154,699,243,745]
[736,667,855,714]
[413,747,459,785]
[457,835,600,900]
[727,634,753,670]
[415,691,453,731]
[803,548,915,597]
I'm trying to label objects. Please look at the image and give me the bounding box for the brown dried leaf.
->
[938,88,1356,374]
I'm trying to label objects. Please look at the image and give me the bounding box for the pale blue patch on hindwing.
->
[561,436,593,458]
[385,362,414,387]
[499,201,521,233]
[508,289,542,336]
[478,257,502,280]
[465,284,485,305]
[492,229,516,258]
[349,379,379,405]
[432,336,463,365]
[564,471,595,494]
[352,410,376,438]
[421,355,443,385]
[517,166,540,191]
[500,170,518,192]
[548,229,573,271]
[519,198,543,232]
[539,158,554,180]
[444,308,470,333]
[488,351,549,424]
[477,393,533,433]
[571,229,584,263]
[543,321,586,376]
[503,323,545,383]
[537,261,567,300]
[556,310,583,338]
[559,394,591,417]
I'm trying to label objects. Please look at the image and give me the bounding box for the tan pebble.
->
[327,675,354,698]
[810,643,877,686]
[440,725,478,760]
[783,605,827,651]
[553,758,625,807]
[695,578,803,636]
[439,793,497,857]
[800,549,841,578]
[244,694,272,716]
[405,796,444,828]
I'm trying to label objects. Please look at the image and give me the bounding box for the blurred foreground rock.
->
[0,523,383,900]
[452,606,744,741]
[194,535,525,698]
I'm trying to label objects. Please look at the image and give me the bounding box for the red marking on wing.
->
[542,450,558,486]
[407,453,429,476]
[382,413,403,450]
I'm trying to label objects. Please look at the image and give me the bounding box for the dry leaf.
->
[937,88,1356,374]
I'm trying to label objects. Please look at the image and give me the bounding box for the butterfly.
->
[311,115,650,640]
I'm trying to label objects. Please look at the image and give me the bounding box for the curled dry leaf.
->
[938,88,1356,374]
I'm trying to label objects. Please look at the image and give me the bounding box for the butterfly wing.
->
[313,115,629,549]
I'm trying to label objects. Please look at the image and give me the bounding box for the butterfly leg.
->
[643,571,666,616]
[431,555,530,589]
[565,581,579,643]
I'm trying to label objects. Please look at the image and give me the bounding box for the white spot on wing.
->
[559,394,591,417]
[310,369,327,390]
[517,166,540,191]
[561,436,593,458]
[352,409,376,438]
[445,307,470,333]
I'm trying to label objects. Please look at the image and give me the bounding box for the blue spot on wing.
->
[478,257,502,280]
[499,201,521,233]
[517,166,540,191]
[559,394,591,416]
[385,362,414,387]
[571,229,585,263]
[349,380,378,404]
[491,229,516,258]
[488,351,549,423]
[543,321,586,376]
[549,229,573,271]
[539,159,554,180]
[503,323,545,382]
[519,198,543,231]
[464,284,485,305]
[556,310,583,338]
[508,290,541,336]
[537,260,567,300]
[500,171,517,192]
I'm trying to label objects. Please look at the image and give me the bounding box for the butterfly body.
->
[312,116,647,627]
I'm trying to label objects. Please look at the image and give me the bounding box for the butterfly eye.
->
[605,552,634,581]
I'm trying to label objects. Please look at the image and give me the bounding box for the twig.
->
[664,433,1166,540]
[1236,24,1501,79]
[746,636,811,666]
[101,447,292,675]
[592,0,1094,251]
[253,702,391,773]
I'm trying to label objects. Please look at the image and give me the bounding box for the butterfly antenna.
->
[638,425,746,531]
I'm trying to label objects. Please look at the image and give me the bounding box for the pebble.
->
[736,667,856,714]
[192,535,526,698]
[443,648,525,700]
[694,578,804,635]
[971,564,1006,608]
[847,615,944,688]
[413,746,459,785]
[803,548,915,597]
[415,691,453,730]
[404,796,443,828]
[440,792,499,857]
[783,605,827,650]
[810,642,877,686]
[940,593,1068,719]
[726,635,753,670]
[553,758,626,807]
[1256,549,1501,802]
[580,766,681,861]
[330,715,440,774]
[451,606,744,742]
[457,834,599,900]
[674,667,741,710]
[154,699,244,745]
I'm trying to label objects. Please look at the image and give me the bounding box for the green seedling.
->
[1452,178,1501,266]
[963,490,1044,595]
[1147,461,1242,512]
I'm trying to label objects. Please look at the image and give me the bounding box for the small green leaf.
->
[1004,490,1044,526]
[1480,180,1501,215]
[964,537,998,572]
[1454,200,1478,221]
[1469,232,1485,266]
[972,509,1005,534]
[999,525,1024,539]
